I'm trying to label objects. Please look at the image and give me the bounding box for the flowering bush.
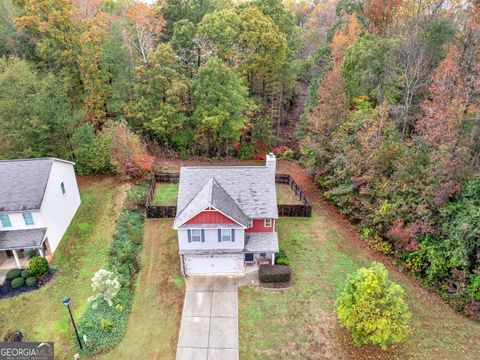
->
[88,269,121,309]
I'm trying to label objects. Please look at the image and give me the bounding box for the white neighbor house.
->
[0,158,81,269]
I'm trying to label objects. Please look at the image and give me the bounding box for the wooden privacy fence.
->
[275,174,312,217]
[145,172,312,218]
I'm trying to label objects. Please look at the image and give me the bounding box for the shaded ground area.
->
[97,219,184,360]
[152,183,179,206]
[0,177,126,359]
[276,183,303,205]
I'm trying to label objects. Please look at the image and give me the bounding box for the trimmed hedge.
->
[6,269,21,281]
[28,256,49,277]
[259,265,291,283]
[26,277,37,286]
[11,277,25,289]
[77,184,146,356]
[21,269,31,278]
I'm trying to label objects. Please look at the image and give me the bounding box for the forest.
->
[0,0,479,319]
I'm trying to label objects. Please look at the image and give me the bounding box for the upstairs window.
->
[23,212,34,226]
[191,229,202,242]
[264,219,272,227]
[60,182,66,195]
[221,229,232,242]
[0,213,12,228]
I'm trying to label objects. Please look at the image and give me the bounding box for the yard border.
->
[145,172,312,218]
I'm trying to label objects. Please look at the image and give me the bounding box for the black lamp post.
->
[63,297,83,350]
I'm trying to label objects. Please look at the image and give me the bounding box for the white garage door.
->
[185,255,243,275]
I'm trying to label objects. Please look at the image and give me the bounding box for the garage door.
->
[185,255,243,275]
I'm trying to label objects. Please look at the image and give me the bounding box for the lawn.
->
[152,183,179,206]
[239,214,480,359]
[96,219,184,360]
[276,183,303,204]
[0,177,126,359]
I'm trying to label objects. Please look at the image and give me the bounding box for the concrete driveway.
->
[176,275,238,360]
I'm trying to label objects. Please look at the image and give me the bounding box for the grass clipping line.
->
[76,184,147,356]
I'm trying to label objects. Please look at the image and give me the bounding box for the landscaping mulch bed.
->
[0,270,55,299]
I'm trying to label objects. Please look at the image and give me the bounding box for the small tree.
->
[336,262,411,350]
[88,269,121,309]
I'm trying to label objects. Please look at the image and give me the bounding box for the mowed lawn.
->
[96,219,184,360]
[0,177,126,359]
[239,214,480,360]
[152,183,179,205]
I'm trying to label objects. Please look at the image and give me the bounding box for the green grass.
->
[96,219,184,360]
[0,178,125,359]
[239,215,480,359]
[152,183,179,206]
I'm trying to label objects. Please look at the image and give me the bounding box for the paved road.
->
[176,275,239,360]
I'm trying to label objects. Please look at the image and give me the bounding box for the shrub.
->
[4,329,24,342]
[28,256,49,277]
[259,265,291,283]
[88,269,121,308]
[275,249,290,266]
[26,277,37,286]
[6,269,21,281]
[468,274,480,301]
[11,277,25,289]
[21,269,31,278]
[336,262,411,350]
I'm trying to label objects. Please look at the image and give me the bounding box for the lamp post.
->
[63,297,83,350]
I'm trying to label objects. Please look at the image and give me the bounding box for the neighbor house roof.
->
[174,178,250,228]
[175,166,278,225]
[0,158,55,212]
[0,228,47,250]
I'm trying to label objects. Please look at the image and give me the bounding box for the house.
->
[0,158,81,269]
[173,153,279,275]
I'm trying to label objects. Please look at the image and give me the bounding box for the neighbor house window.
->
[60,182,66,195]
[0,213,12,228]
[23,212,34,226]
[221,229,232,241]
[264,219,272,227]
[191,229,202,242]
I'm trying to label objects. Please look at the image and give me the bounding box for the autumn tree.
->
[123,2,164,62]
[191,57,253,155]
[128,43,189,147]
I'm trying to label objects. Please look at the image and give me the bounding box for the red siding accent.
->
[245,219,275,233]
[186,210,236,224]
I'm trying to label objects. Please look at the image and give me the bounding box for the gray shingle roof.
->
[173,178,249,228]
[0,158,54,211]
[0,228,47,250]
[176,166,278,225]
[245,232,279,253]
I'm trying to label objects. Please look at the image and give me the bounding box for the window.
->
[245,253,254,261]
[221,229,232,242]
[264,219,272,227]
[191,229,202,242]
[60,182,66,195]
[23,212,34,226]
[0,213,12,228]
[260,252,267,257]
